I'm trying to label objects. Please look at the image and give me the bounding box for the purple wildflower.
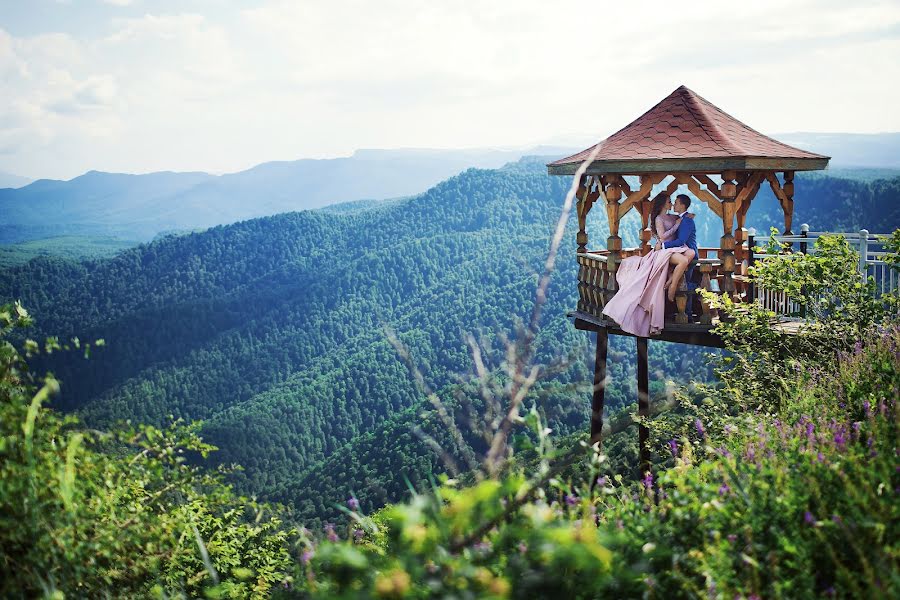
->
[300,550,314,564]
[833,429,847,450]
[727,534,737,543]
[565,493,578,507]
[324,523,339,542]
[804,511,816,526]
[816,452,825,463]
[642,472,654,491]
[718,483,730,496]
[694,418,706,437]
[863,400,872,417]
[353,528,364,541]
[347,496,360,511]
[596,476,608,488]
[668,439,678,457]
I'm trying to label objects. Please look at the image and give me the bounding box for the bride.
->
[602,191,695,337]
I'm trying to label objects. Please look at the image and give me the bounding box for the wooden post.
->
[604,178,623,302]
[639,176,653,255]
[576,175,593,254]
[636,336,650,476]
[590,329,608,444]
[698,263,714,324]
[782,171,795,235]
[719,170,738,296]
[799,224,809,318]
[747,227,757,303]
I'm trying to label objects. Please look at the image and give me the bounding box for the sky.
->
[1,0,899,180]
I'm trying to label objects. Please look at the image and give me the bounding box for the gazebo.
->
[548,85,830,471]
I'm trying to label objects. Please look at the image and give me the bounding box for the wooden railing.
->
[747,226,897,317]
[576,247,725,327]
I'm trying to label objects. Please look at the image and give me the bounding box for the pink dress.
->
[602,214,691,337]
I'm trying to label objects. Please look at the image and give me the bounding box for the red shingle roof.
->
[548,86,829,174]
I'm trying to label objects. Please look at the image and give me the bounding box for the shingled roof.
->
[548,86,829,175]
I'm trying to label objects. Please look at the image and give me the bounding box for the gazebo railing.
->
[576,247,724,327]
[747,226,897,317]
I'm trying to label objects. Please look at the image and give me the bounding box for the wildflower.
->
[833,429,847,450]
[324,523,339,542]
[694,418,706,437]
[727,534,737,543]
[668,439,678,457]
[347,496,360,511]
[596,476,608,488]
[863,400,872,417]
[642,472,654,491]
[517,542,528,554]
[804,511,816,526]
[300,550,314,564]
[565,493,578,507]
[816,452,825,463]
[353,529,365,542]
[718,483,730,496]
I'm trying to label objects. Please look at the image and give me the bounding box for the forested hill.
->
[1,159,898,523]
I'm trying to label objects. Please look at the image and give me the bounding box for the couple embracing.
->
[602,192,699,337]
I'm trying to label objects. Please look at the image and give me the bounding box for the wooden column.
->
[604,177,623,302]
[590,329,608,444]
[639,176,654,255]
[719,170,737,296]
[576,175,594,254]
[782,171,795,235]
[636,336,650,475]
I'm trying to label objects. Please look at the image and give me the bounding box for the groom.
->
[658,194,699,317]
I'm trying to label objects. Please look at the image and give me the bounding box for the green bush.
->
[0,303,295,598]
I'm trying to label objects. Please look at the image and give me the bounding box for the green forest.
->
[1,222,897,597]
[1,160,899,527]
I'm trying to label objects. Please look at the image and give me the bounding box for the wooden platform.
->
[570,310,725,347]
[570,310,810,348]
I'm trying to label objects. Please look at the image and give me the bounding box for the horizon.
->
[3,130,900,184]
[1,0,899,180]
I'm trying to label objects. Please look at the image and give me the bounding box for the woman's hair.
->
[649,191,670,237]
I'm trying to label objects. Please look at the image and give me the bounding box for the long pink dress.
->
[602,214,691,337]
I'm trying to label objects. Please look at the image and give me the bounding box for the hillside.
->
[1,160,898,523]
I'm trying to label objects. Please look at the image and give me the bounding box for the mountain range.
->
[2,133,897,248]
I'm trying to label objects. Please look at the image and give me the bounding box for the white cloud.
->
[0,0,899,179]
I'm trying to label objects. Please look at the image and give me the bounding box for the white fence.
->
[747,225,897,317]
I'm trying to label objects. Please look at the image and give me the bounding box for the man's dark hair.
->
[676,194,691,209]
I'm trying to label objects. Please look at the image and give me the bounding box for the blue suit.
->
[663,213,699,314]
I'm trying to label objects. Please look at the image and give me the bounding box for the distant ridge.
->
[0,170,33,189]
[0,147,575,244]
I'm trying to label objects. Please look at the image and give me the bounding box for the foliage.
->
[704,231,899,410]
[298,283,899,599]
[0,303,295,598]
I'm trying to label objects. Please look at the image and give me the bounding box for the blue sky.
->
[1,0,899,179]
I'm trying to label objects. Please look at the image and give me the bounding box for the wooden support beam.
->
[733,173,763,265]
[618,173,661,220]
[604,179,623,300]
[637,336,650,476]
[686,176,723,218]
[575,175,594,254]
[765,171,795,235]
[719,171,738,295]
[591,329,608,445]
[693,173,720,195]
